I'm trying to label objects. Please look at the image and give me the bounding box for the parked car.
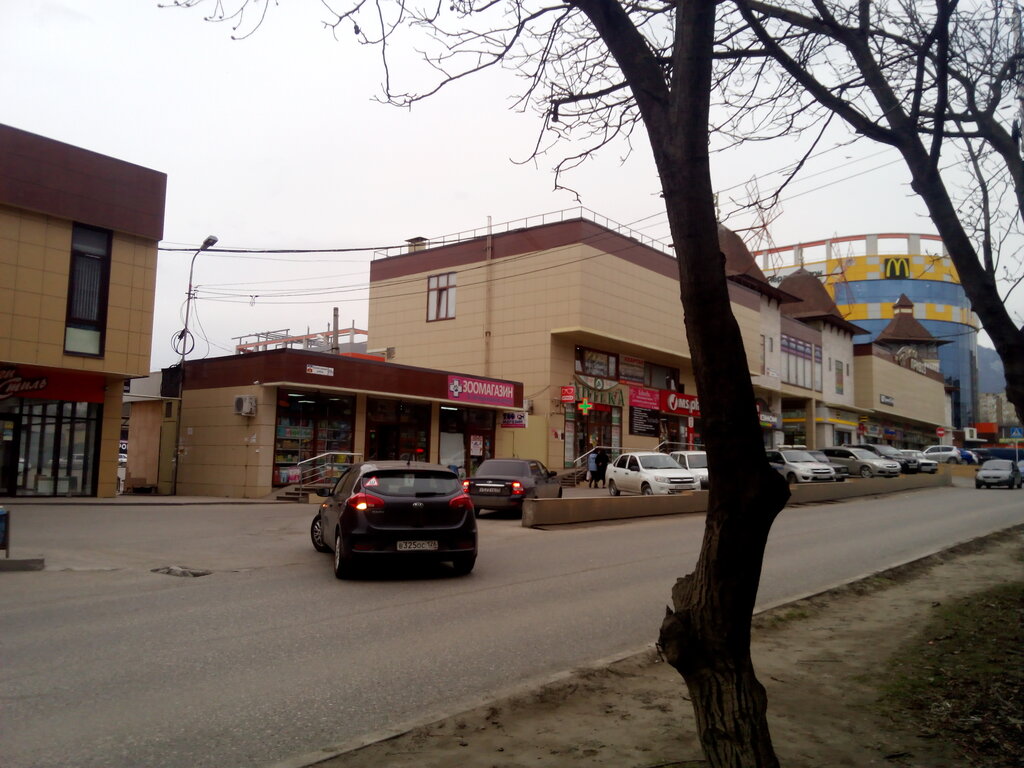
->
[959,449,978,465]
[856,443,918,473]
[974,459,1022,489]
[821,446,902,478]
[808,449,849,481]
[900,450,937,474]
[311,461,477,578]
[766,449,836,484]
[668,450,709,488]
[923,445,962,464]
[606,451,698,496]
[463,458,562,516]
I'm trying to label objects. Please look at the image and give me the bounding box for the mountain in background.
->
[977,345,1006,394]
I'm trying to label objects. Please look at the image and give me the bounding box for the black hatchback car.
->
[311,461,477,578]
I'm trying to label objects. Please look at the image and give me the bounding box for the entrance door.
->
[0,417,19,495]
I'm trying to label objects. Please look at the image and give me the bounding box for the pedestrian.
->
[595,447,609,488]
[587,449,598,488]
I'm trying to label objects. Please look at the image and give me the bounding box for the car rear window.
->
[361,470,461,497]
[476,460,525,476]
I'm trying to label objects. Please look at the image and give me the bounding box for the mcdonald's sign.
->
[883,257,911,279]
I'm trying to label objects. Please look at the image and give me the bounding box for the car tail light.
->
[453,539,475,550]
[347,492,385,512]
[462,480,470,492]
[510,481,525,496]
[450,494,474,513]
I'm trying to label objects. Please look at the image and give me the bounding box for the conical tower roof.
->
[777,267,866,335]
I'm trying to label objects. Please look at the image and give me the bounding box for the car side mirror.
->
[316,488,332,497]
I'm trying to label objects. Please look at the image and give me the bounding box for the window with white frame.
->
[64,224,111,356]
[427,272,456,321]
[781,334,822,391]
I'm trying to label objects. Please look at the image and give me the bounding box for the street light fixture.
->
[171,235,218,496]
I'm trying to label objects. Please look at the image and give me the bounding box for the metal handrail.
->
[294,452,363,486]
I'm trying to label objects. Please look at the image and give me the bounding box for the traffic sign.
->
[1010,426,1024,439]
[936,427,946,437]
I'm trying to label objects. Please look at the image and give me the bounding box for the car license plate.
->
[477,486,503,494]
[397,540,438,551]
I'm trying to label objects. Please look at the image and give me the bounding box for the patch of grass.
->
[879,580,1024,767]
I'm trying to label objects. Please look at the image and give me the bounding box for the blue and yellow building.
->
[760,233,978,429]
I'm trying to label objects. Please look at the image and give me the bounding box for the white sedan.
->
[606,451,699,496]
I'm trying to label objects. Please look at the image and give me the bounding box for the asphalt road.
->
[1,483,1022,768]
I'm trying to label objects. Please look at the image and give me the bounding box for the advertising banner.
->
[447,375,517,407]
[660,391,701,417]
[629,386,661,410]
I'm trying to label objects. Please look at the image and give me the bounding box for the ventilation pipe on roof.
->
[406,236,428,253]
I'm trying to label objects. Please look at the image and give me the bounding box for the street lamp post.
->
[171,235,218,496]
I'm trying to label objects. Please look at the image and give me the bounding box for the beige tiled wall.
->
[854,355,946,426]
[0,204,156,376]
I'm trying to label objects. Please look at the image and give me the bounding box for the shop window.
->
[645,362,680,391]
[427,272,456,321]
[575,347,617,380]
[64,224,111,356]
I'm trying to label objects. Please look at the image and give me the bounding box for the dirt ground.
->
[316,530,1022,768]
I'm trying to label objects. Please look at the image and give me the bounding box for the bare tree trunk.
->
[653,1,790,765]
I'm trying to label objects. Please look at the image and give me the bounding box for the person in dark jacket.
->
[594,448,610,488]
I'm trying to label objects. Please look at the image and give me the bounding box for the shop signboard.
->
[0,365,105,403]
[660,391,701,417]
[447,375,516,407]
[629,406,660,437]
[574,375,626,407]
[629,386,661,410]
[560,386,576,402]
[501,412,527,429]
[619,355,646,384]
[306,364,334,376]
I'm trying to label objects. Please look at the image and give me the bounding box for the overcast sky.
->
[3,1,1017,370]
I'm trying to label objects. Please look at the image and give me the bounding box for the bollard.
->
[0,505,8,558]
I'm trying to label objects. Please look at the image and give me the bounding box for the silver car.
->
[901,450,937,474]
[766,449,836,484]
[821,446,901,478]
[975,459,1023,489]
[606,451,698,496]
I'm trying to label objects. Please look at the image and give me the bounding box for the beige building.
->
[1,124,165,497]
[366,211,949,470]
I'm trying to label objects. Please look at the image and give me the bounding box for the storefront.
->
[0,364,110,497]
[173,349,522,497]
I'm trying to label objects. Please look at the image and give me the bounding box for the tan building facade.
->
[367,212,949,469]
[0,124,166,497]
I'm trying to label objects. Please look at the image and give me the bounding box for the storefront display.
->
[274,392,355,485]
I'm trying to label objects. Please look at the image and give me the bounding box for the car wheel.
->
[310,514,331,553]
[333,531,355,579]
[785,473,797,485]
[451,554,476,576]
[947,457,959,464]
[641,483,654,495]
[859,466,872,478]
[608,481,620,496]
[975,482,983,489]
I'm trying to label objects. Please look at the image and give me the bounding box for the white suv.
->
[669,450,709,488]
[923,445,961,464]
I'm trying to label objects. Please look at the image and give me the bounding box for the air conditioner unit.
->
[233,395,257,416]
[963,427,977,441]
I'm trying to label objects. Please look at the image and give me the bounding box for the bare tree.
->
[171,0,791,764]
[727,0,1024,423]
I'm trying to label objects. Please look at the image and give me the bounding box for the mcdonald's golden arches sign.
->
[883,257,911,279]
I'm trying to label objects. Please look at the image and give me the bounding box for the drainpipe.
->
[485,216,493,377]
